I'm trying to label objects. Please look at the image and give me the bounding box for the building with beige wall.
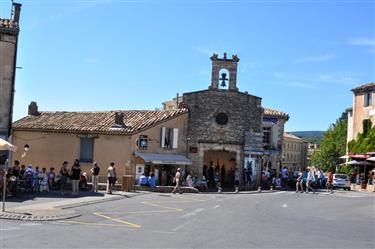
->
[282,133,308,171]
[12,102,190,184]
[348,82,375,141]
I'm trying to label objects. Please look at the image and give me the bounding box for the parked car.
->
[332,174,350,190]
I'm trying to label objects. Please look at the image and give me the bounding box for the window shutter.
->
[161,127,166,148]
[172,128,178,149]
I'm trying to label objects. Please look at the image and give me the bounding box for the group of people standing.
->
[2,159,118,196]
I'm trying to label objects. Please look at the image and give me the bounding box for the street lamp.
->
[24,144,30,152]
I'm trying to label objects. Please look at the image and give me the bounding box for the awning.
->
[135,152,192,165]
[366,157,375,162]
[0,138,17,152]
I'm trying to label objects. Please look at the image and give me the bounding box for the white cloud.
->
[287,82,316,89]
[84,58,99,64]
[274,72,285,79]
[292,54,336,64]
[196,46,215,56]
[349,37,375,46]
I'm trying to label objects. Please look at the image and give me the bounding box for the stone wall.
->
[183,89,262,179]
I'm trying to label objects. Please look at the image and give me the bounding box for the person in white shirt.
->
[306,169,316,194]
[172,168,182,194]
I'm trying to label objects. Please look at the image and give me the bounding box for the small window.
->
[161,127,179,149]
[263,127,272,147]
[363,119,372,135]
[80,137,94,163]
[364,92,373,107]
[139,135,148,150]
[216,113,229,125]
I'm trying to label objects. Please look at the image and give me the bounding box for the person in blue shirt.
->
[148,172,156,189]
[138,173,148,186]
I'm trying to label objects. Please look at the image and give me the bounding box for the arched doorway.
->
[203,150,237,188]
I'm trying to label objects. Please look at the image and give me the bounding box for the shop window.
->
[80,137,94,163]
[161,127,179,149]
[363,91,373,107]
[139,135,148,150]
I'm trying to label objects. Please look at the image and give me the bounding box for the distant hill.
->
[289,131,325,144]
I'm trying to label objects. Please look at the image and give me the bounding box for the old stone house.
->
[12,53,289,187]
[12,103,190,184]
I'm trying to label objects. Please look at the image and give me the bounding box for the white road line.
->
[281,203,288,208]
[173,219,193,232]
[213,205,220,209]
[181,208,204,218]
[0,227,20,231]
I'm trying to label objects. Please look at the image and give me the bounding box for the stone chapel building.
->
[12,53,288,188]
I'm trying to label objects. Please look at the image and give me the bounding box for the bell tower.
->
[209,52,239,91]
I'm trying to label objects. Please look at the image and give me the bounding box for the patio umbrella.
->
[339,155,350,159]
[0,138,17,152]
[347,160,359,165]
[367,157,375,162]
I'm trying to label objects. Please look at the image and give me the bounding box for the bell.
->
[220,73,227,87]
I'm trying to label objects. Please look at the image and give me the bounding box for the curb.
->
[0,210,81,221]
[0,191,146,221]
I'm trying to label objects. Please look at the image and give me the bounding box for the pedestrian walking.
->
[172,168,182,194]
[326,169,334,193]
[234,167,240,193]
[59,161,69,195]
[107,162,117,194]
[295,169,303,193]
[70,159,81,196]
[90,162,100,192]
[306,169,316,194]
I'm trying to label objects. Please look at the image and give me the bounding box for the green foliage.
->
[339,165,352,175]
[310,112,348,172]
[348,127,375,154]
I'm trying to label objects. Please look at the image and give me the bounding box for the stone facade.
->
[183,53,263,185]
[0,3,21,140]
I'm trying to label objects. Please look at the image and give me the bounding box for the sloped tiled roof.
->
[13,109,188,135]
[263,108,289,118]
[351,82,375,93]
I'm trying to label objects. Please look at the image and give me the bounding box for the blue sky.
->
[1,0,374,131]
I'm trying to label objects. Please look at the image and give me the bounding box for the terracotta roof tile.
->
[13,109,188,135]
[263,108,289,118]
[351,82,375,93]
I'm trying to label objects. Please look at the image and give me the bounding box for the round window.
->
[215,113,229,125]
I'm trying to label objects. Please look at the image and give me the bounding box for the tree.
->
[310,112,347,172]
[348,126,375,154]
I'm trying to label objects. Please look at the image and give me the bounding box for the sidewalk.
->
[0,190,144,221]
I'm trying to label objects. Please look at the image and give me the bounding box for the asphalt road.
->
[1,191,374,249]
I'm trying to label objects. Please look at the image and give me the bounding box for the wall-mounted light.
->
[24,144,30,152]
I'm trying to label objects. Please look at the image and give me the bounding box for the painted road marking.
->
[181,208,204,218]
[213,205,220,209]
[173,219,194,232]
[57,220,138,228]
[142,201,183,212]
[93,212,141,228]
[281,203,288,208]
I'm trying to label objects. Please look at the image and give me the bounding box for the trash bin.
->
[122,175,135,192]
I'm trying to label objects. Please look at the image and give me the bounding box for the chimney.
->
[12,3,22,24]
[28,101,40,116]
[114,112,125,127]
